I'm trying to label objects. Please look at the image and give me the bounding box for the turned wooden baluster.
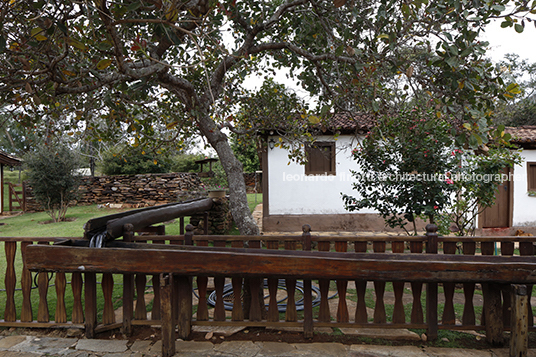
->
[55,272,67,323]
[37,241,50,323]
[195,238,209,321]
[151,237,166,321]
[102,273,116,324]
[392,240,406,324]
[231,240,244,322]
[462,241,476,325]
[20,242,33,322]
[373,241,387,324]
[302,224,313,339]
[354,240,368,323]
[135,273,147,320]
[248,239,264,322]
[501,240,514,328]
[335,240,349,323]
[4,241,17,322]
[410,240,423,324]
[285,239,298,322]
[213,239,227,321]
[266,239,280,322]
[442,241,457,325]
[317,240,332,323]
[71,272,84,324]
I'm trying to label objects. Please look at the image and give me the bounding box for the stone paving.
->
[2,334,536,357]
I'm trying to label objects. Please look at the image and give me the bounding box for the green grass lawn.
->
[0,193,262,322]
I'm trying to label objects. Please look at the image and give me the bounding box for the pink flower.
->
[445,178,453,184]
[434,205,439,210]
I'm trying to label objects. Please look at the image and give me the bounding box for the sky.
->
[479,19,536,63]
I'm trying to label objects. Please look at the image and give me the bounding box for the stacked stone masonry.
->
[25,173,206,211]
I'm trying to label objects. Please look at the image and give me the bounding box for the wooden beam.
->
[25,244,536,284]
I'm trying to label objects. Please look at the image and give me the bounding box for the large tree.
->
[0,0,534,234]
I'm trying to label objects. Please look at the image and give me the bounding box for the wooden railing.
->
[5,224,536,350]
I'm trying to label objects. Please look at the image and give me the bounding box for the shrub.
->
[24,144,81,222]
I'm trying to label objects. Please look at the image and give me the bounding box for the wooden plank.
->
[102,273,115,325]
[336,241,349,323]
[135,274,147,320]
[25,244,536,283]
[426,224,439,340]
[392,241,405,324]
[37,242,50,323]
[442,241,457,325]
[481,241,503,346]
[501,241,514,328]
[318,241,332,323]
[462,241,476,325]
[71,273,84,324]
[161,274,175,357]
[519,242,534,327]
[410,241,423,324]
[266,240,279,323]
[302,225,313,339]
[373,241,386,324]
[20,242,33,322]
[195,239,209,321]
[176,275,192,339]
[284,240,297,323]
[4,241,17,322]
[55,273,67,323]
[84,272,97,338]
[510,284,528,357]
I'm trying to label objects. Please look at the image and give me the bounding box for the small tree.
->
[342,106,520,235]
[24,144,81,222]
[343,106,457,235]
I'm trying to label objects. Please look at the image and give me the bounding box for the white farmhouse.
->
[261,117,536,234]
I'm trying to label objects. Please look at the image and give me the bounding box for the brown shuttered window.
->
[528,162,536,191]
[305,142,336,175]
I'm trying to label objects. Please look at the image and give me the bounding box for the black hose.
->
[204,279,335,312]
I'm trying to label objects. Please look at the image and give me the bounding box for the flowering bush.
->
[342,106,520,235]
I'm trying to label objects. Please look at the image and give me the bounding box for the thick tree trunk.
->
[196,113,260,236]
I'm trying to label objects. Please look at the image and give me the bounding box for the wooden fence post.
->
[510,284,528,357]
[177,224,194,339]
[425,223,438,340]
[302,224,313,339]
[161,273,176,357]
[122,224,135,336]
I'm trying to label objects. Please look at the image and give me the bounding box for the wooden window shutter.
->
[305,142,336,175]
[528,162,536,191]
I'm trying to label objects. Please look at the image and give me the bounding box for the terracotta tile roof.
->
[0,151,22,166]
[327,112,375,134]
[505,126,536,148]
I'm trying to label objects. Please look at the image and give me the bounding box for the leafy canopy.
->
[1,0,535,234]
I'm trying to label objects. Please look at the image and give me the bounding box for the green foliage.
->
[99,148,172,175]
[343,106,457,235]
[23,143,81,222]
[230,135,260,173]
[169,153,205,173]
[342,106,521,235]
[201,160,229,189]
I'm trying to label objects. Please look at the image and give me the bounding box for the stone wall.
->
[25,172,206,210]
[244,172,262,193]
[189,197,233,235]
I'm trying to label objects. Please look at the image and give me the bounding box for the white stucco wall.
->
[267,135,376,215]
[512,149,536,226]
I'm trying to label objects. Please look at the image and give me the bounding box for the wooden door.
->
[481,168,511,228]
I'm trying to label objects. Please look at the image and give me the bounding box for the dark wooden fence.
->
[3,224,536,350]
